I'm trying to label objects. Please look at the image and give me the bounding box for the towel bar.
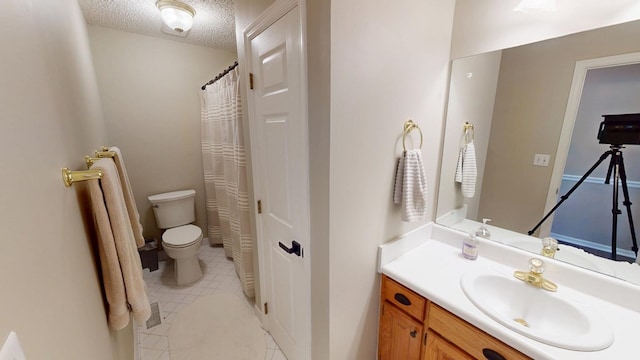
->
[402,119,423,151]
[95,150,116,158]
[85,156,101,168]
[62,168,103,187]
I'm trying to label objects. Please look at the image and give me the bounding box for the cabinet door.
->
[428,303,530,360]
[378,301,423,360]
[424,330,474,360]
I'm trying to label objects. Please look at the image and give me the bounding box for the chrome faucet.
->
[514,258,558,292]
[541,237,559,259]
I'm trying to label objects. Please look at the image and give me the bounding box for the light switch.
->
[533,154,551,167]
[0,332,26,360]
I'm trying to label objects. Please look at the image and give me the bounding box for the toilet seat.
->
[162,224,202,248]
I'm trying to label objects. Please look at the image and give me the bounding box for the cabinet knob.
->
[410,330,417,338]
[482,348,506,360]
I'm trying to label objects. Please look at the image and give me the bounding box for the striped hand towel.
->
[393,152,405,204]
[455,141,477,198]
[393,150,428,222]
[454,147,464,183]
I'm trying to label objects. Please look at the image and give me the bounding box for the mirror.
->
[437,19,640,284]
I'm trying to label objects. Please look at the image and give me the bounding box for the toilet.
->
[148,189,203,285]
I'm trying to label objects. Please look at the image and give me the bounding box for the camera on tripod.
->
[530,113,640,260]
[598,113,640,146]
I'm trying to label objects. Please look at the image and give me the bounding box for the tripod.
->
[528,145,638,260]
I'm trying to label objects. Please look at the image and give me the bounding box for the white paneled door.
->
[246,2,310,359]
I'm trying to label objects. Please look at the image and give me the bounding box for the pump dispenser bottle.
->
[475,218,491,240]
[462,233,478,260]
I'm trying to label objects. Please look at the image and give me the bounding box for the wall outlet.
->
[533,154,551,167]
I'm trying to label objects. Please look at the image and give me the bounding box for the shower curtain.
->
[200,66,254,297]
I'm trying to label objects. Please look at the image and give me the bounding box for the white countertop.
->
[447,218,640,284]
[379,223,640,360]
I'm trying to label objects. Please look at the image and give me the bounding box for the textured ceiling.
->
[78,0,236,51]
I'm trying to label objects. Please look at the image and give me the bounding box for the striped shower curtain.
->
[200,66,254,297]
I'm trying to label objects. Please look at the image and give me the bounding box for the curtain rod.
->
[201,61,239,90]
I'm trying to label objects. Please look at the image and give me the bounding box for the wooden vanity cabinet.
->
[378,274,426,359]
[379,300,424,359]
[378,275,531,360]
[424,329,474,360]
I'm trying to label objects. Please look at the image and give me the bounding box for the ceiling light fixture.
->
[513,0,557,13]
[156,0,196,33]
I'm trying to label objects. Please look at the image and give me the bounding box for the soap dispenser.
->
[475,218,491,240]
[462,233,479,260]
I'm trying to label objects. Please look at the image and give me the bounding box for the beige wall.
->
[328,0,455,358]
[87,26,237,242]
[306,0,331,358]
[234,1,333,357]
[479,21,640,234]
[452,0,640,59]
[0,0,131,358]
[235,0,454,358]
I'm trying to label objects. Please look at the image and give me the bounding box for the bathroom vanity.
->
[377,223,640,359]
[379,275,529,359]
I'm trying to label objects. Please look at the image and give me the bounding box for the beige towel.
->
[109,146,145,248]
[89,159,151,329]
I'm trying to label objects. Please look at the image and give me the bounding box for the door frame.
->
[243,0,311,356]
[542,51,640,237]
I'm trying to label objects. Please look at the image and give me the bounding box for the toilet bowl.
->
[162,224,203,285]
[148,189,204,285]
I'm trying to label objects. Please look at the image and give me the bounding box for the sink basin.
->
[460,271,614,351]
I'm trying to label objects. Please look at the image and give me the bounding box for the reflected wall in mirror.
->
[437,19,640,284]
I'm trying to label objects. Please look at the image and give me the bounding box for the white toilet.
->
[148,189,203,285]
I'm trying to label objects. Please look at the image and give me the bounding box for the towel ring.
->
[402,120,423,151]
[463,122,474,144]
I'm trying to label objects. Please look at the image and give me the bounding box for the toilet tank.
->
[148,189,196,229]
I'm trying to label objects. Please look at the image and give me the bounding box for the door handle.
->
[279,240,302,257]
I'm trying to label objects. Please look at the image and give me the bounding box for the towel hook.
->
[95,150,116,158]
[402,120,423,151]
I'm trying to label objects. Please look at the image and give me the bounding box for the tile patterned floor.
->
[138,243,287,360]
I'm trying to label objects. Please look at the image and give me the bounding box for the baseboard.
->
[133,319,141,360]
[550,232,636,259]
[253,303,266,329]
[562,174,640,189]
